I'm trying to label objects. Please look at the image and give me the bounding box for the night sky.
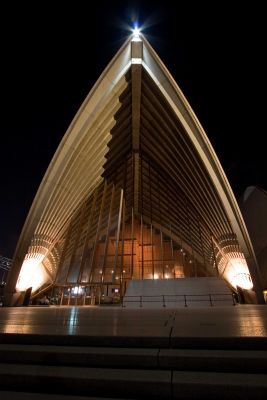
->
[1,1,266,258]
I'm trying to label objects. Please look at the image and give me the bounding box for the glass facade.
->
[43,152,242,304]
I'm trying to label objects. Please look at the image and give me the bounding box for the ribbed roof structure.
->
[5,32,264,304]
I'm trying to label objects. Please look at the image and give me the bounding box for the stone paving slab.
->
[0,307,173,347]
[0,305,266,350]
[171,306,267,338]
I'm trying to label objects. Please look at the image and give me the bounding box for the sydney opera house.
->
[5,30,264,306]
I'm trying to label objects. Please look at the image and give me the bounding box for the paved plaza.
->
[0,305,267,348]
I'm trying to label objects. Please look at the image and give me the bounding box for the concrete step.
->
[0,345,158,369]
[0,393,126,400]
[172,370,267,399]
[0,344,266,373]
[159,348,267,373]
[0,332,169,349]
[0,363,171,399]
[0,363,266,399]
[2,331,267,350]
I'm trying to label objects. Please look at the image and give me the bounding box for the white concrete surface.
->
[123,278,234,308]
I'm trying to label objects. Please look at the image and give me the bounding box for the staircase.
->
[0,333,266,399]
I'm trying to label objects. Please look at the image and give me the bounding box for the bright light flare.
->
[131,23,141,41]
[133,27,140,37]
[232,273,253,290]
[226,257,253,290]
[16,257,46,292]
[72,286,84,295]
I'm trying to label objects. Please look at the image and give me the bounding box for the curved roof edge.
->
[10,37,133,271]
[141,35,257,263]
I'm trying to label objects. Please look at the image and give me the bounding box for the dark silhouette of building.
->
[239,186,267,301]
[0,255,12,284]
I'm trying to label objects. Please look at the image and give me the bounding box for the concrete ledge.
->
[0,364,171,399]
[159,348,267,373]
[1,344,267,374]
[1,364,266,399]
[1,332,267,351]
[0,333,169,348]
[172,370,267,399]
[0,393,125,400]
[170,336,267,350]
[0,344,158,368]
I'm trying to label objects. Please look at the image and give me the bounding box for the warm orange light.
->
[231,273,253,290]
[16,256,47,292]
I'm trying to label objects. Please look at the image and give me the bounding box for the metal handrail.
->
[122,293,236,308]
[30,282,54,300]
